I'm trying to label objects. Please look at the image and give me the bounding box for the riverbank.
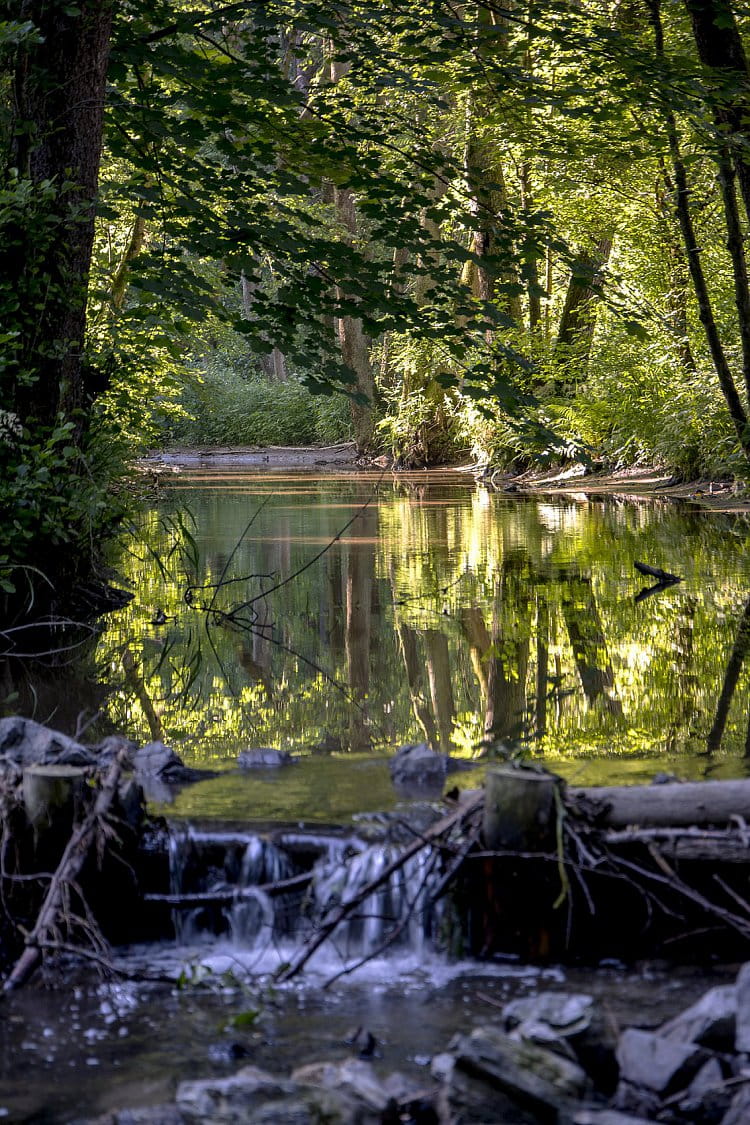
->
[139,446,750,513]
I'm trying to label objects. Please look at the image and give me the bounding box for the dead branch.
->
[144,871,313,907]
[2,747,129,994]
[275,792,484,983]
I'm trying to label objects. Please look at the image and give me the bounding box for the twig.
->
[275,792,483,983]
[2,748,129,993]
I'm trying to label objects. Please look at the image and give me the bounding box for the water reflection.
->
[5,471,750,792]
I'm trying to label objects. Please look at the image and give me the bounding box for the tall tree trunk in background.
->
[240,270,287,381]
[647,0,750,462]
[2,0,114,427]
[328,57,375,452]
[484,559,531,742]
[657,169,697,374]
[333,183,376,451]
[554,234,614,367]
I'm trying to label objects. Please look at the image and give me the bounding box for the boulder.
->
[504,992,595,1040]
[176,1065,296,1123]
[447,1024,588,1119]
[238,748,293,769]
[291,1058,392,1115]
[722,1081,750,1125]
[659,984,736,1050]
[615,1028,708,1096]
[0,716,97,767]
[388,743,451,791]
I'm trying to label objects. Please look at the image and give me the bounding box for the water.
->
[2,468,750,1119]
[6,468,750,813]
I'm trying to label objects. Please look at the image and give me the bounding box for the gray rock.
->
[505,992,595,1038]
[291,1058,392,1114]
[389,743,450,791]
[659,984,736,1050]
[735,964,750,1052]
[238,748,293,769]
[437,1063,547,1125]
[0,716,97,767]
[570,1111,656,1124]
[615,1027,708,1096]
[449,1024,588,1114]
[685,1056,725,1097]
[722,1081,750,1125]
[76,1110,186,1125]
[176,1065,296,1123]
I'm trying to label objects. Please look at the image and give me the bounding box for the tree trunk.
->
[555,235,613,361]
[333,185,376,452]
[647,0,750,460]
[3,0,115,427]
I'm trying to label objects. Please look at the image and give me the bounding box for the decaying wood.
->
[2,747,128,993]
[634,560,681,583]
[604,825,750,863]
[275,791,484,983]
[568,778,750,829]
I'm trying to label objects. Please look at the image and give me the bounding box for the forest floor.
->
[147,445,750,511]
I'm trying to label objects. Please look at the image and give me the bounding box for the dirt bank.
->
[140,447,750,512]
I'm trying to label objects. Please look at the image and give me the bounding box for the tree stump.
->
[483,767,562,851]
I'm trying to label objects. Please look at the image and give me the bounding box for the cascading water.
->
[165,825,445,971]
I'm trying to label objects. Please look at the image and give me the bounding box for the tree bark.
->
[647,0,750,459]
[3,0,115,426]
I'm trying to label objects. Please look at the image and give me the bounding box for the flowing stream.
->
[2,467,750,1120]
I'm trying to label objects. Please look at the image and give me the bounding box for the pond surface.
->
[6,468,750,823]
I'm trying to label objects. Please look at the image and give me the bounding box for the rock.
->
[430,1052,455,1083]
[505,992,595,1038]
[735,964,750,1052]
[176,1065,296,1123]
[389,743,450,791]
[671,1056,733,1123]
[247,1088,363,1124]
[291,1058,392,1114]
[0,716,97,767]
[722,1081,750,1125]
[344,1025,378,1058]
[686,1056,725,1096]
[437,1064,546,1125]
[615,1027,708,1096]
[659,984,736,1050]
[238,748,293,769]
[447,1024,587,1118]
[569,1111,656,1124]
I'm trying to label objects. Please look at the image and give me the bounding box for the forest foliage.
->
[3,0,750,607]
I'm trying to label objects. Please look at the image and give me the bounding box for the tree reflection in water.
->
[5,471,750,784]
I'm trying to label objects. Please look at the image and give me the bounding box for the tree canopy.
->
[3,0,750,613]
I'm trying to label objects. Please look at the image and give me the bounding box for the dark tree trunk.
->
[3,0,115,428]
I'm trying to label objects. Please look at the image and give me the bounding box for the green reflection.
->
[7,471,750,802]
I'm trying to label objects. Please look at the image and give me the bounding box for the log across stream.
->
[4,742,750,991]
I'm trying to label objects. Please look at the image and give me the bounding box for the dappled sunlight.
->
[85,472,750,815]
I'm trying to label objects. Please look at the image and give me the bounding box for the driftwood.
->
[568,778,750,830]
[2,747,129,993]
[634,560,681,583]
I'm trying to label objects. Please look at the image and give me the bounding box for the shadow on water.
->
[5,470,750,816]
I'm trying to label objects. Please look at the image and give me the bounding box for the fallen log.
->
[567,778,750,829]
[2,747,129,993]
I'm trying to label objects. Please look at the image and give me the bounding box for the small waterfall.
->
[166,826,445,967]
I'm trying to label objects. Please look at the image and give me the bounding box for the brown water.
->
[5,468,750,824]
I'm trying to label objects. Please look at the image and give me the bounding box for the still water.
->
[7,468,750,818]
